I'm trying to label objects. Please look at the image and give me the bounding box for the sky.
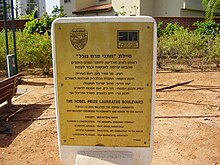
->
[45,0,60,15]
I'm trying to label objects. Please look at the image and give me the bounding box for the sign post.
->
[52,16,157,165]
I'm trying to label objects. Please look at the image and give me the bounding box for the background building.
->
[0,0,11,20]
[60,0,210,17]
[16,0,46,18]
[60,0,114,16]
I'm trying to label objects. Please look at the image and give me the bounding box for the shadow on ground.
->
[21,81,53,86]
[0,103,51,147]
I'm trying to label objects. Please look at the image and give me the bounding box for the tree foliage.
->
[202,0,220,21]
[24,6,66,35]
[194,21,220,37]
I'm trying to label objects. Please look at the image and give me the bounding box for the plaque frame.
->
[52,16,157,165]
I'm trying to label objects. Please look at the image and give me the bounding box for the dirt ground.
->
[0,71,219,165]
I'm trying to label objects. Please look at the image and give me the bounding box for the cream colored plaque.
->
[54,18,154,148]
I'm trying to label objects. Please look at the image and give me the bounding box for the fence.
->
[154,17,220,30]
[0,19,29,31]
[0,17,220,31]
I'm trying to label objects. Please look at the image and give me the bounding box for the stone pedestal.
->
[75,151,133,165]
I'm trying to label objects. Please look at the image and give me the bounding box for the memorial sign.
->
[52,17,157,165]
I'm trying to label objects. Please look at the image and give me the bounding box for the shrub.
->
[206,34,220,67]
[16,32,52,73]
[158,29,207,67]
[160,23,186,37]
[0,31,52,74]
[157,21,220,69]
[0,31,15,71]
[194,21,220,38]
[157,21,164,38]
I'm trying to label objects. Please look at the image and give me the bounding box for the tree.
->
[51,5,66,18]
[202,0,220,21]
[24,6,66,35]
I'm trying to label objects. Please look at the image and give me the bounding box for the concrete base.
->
[75,151,133,165]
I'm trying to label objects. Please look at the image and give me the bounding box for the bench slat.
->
[0,94,13,103]
[0,88,14,97]
[0,79,15,87]
[0,87,18,103]
[0,74,20,106]
[0,84,14,96]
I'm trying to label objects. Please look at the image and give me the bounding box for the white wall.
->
[61,0,206,17]
[64,0,113,17]
[184,0,204,11]
[96,0,112,5]
[154,0,185,16]
[140,0,154,16]
[180,0,204,16]
[112,0,140,16]
[60,0,76,17]
[62,0,101,17]
[180,9,204,16]
[39,0,46,17]
[75,0,96,10]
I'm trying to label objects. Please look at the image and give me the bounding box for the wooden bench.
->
[0,74,20,106]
